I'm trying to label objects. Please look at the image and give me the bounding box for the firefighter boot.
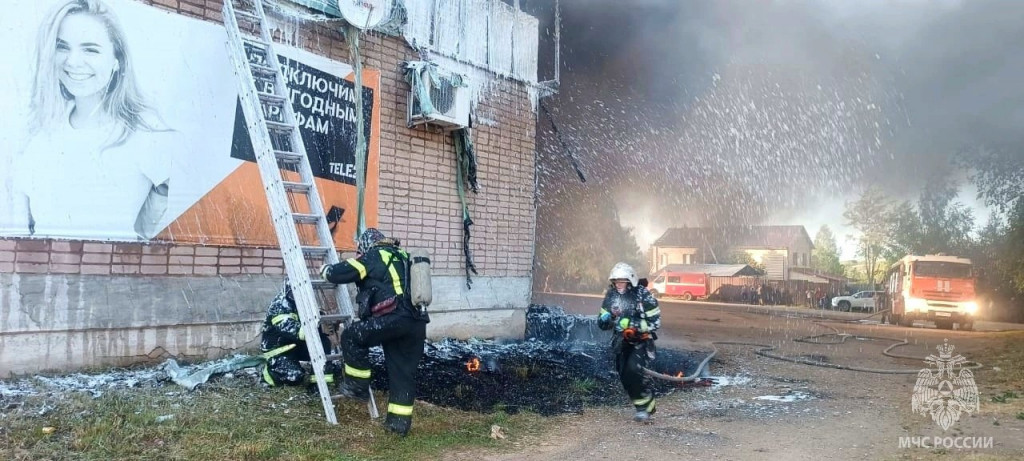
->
[336,376,370,402]
[384,414,412,437]
[634,398,656,422]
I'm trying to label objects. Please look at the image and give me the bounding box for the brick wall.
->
[0,239,284,277]
[0,0,538,281]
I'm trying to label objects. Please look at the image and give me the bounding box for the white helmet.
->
[608,262,638,288]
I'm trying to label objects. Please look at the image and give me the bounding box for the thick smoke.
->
[533,0,1024,248]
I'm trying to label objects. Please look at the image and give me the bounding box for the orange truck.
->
[648,269,708,301]
[881,254,978,330]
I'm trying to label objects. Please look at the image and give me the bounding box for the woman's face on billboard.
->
[56,13,117,101]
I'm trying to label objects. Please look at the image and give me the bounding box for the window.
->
[685,254,692,264]
[667,276,682,283]
[660,255,667,267]
[913,262,972,278]
[653,276,664,284]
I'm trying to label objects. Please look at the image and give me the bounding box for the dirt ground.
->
[461,295,1024,461]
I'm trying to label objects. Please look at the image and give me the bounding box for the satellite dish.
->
[337,0,394,29]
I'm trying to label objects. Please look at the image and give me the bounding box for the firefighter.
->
[597,262,661,422]
[259,282,339,388]
[319,228,428,436]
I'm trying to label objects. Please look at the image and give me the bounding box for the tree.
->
[724,250,764,273]
[960,145,1024,321]
[811,225,844,276]
[843,186,891,287]
[534,188,644,293]
[882,200,922,264]
[917,180,975,255]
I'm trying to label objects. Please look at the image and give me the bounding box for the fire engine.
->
[648,269,708,301]
[881,254,978,330]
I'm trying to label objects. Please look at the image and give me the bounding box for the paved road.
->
[489,292,1024,460]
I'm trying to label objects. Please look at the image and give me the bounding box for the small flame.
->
[675,371,685,378]
[466,357,481,372]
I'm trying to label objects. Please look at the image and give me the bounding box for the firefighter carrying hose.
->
[319,228,429,436]
[598,262,661,422]
[259,281,340,388]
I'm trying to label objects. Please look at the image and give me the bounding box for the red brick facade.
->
[0,0,537,280]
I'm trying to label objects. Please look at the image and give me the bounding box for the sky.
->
[531,0,1022,260]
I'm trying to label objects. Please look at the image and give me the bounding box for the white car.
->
[831,291,882,312]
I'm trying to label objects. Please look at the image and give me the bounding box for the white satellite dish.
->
[337,0,394,29]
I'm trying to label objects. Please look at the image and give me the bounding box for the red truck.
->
[648,270,708,301]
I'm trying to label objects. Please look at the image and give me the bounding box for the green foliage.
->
[959,145,1024,321]
[811,225,844,276]
[843,186,891,286]
[535,189,645,293]
[723,250,764,273]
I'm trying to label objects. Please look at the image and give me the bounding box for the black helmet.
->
[357,228,387,254]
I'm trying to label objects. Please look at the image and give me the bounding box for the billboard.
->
[0,0,380,250]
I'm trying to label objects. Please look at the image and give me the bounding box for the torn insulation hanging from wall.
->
[433,0,463,57]
[453,128,479,193]
[487,1,515,76]
[403,60,439,116]
[461,0,489,67]
[453,128,480,289]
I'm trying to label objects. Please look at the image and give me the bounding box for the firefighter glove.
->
[600,312,612,322]
[319,264,332,281]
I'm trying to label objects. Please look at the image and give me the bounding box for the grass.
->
[970,332,1024,419]
[0,378,552,461]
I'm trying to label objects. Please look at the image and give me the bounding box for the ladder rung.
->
[312,279,335,290]
[242,36,268,49]
[302,245,331,257]
[234,9,261,23]
[274,150,303,163]
[282,181,312,193]
[258,92,287,104]
[292,213,321,224]
[265,121,294,132]
[320,314,350,323]
[325,353,344,361]
[249,62,277,75]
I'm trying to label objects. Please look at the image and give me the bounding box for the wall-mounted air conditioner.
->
[406,63,471,130]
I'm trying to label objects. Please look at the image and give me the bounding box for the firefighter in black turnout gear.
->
[259,282,340,387]
[597,262,661,422]
[320,228,428,436]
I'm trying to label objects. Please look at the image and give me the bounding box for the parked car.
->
[831,291,883,312]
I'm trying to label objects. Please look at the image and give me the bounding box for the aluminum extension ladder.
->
[222,0,357,424]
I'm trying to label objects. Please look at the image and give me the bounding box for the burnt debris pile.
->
[365,305,703,416]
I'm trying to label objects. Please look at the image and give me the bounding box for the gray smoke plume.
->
[533,0,1023,245]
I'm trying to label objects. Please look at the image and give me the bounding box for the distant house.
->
[652,263,763,277]
[650,225,814,280]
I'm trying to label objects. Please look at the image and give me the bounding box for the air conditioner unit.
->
[407,66,471,130]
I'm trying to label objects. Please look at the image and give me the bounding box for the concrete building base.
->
[0,273,528,376]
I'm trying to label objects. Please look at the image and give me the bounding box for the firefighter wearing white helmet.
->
[597,262,661,422]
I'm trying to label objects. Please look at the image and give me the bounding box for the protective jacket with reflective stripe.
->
[260,287,305,353]
[597,285,660,333]
[325,245,415,318]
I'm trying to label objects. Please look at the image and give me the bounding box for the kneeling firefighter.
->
[259,282,340,387]
[319,228,430,436]
[597,262,661,422]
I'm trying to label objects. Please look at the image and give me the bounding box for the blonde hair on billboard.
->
[30,0,165,149]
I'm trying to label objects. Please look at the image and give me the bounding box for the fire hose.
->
[641,308,983,382]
